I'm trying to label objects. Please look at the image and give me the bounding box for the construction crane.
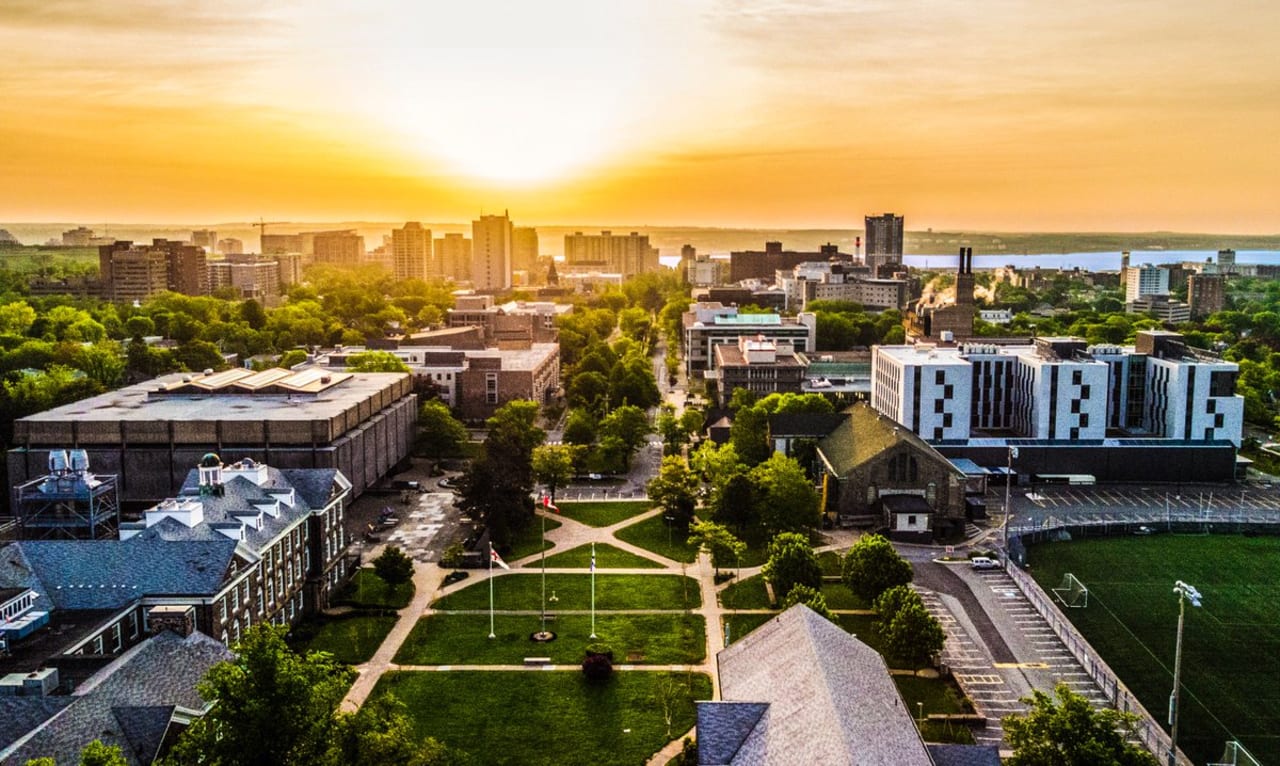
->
[254,218,286,253]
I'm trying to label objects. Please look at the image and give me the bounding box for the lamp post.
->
[1002,445,1018,565]
[1168,580,1202,766]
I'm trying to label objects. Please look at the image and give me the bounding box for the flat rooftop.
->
[463,343,559,370]
[15,371,411,426]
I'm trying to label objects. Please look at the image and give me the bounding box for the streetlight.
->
[1002,445,1019,565]
[1168,580,1202,766]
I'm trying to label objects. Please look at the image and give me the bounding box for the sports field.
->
[1027,534,1280,766]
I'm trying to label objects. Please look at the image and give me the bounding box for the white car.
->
[970,557,1001,570]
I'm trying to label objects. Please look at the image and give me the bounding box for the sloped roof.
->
[0,544,50,613]
[701,604,933,765]
[767,413,847,439]
[817,403,962,480]
[7,539,235,611]
[0,631,231,766]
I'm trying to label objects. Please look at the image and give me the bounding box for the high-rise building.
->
[208,255,282,299]
[191,229,217,250]
[512,226,539,275]
[392,222,432,281]
[217,238,244,255]
[1124,265,1169,303]
[98,239,208,302]
[312,230,365,265]
[61,227,95,247]
[261,233,304,254]
[865,213,904,272]
[563,231,659,278]
[435,233,472,281]
[472,212,513,291]
[1217,248,1237,274]
[1188,273,1226,318]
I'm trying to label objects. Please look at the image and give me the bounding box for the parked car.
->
[970,556,1001,570]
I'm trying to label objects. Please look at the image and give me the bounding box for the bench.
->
[523,657,552,666]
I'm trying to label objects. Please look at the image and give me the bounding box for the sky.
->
[2,0,1278,233]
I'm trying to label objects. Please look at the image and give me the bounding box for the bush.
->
[441,543,465,569]
[373,546,415,590]
[582,651,613,681]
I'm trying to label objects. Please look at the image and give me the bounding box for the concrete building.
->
[434,233,472,281]
[557,270,624,294]
[563,231,659,279]
[61,227,96,247]
[455,343,560,422]
[729,242,851,284]
[512,226,539,276]
[1217,248,1237,274]
[1125,264,1169,303]
[682,303,817,377]
[98,239,208,302]
[216,237,244,255]
[207,254,282,299]
[392,222,432,282]
[261,233,304,255]
[312,230,365,265]
[864,212,904,274]
[8,369,417,504]
[1128,294,1191,323]
[472,212,513,291]
[687,254,727,287]
[712,336,809,402]
[1188,273,1226,318]
[191,229,217,250]
[445,294,569,345]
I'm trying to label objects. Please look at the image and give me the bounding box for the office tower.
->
[1217,249,1237,274]
[392,222,433,281]
[563,231,659,278]
[191,229,217,250]
[1124,265,1169,302]
[98,239,208,302]
[217,238,243,255]
[1188,273,1226,318]
[472,212,513,291]
[435,233,473,281]
[61,227,95,247]
[261,233,304,254]
[312,230,365,265]
[864,213,904,272]
[512,226,539,275]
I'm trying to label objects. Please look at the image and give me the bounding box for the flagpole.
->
[590,541,597,639]
[540,499,548,636]
[488,541,496,639]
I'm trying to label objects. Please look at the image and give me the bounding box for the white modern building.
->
[870,331,1242,447]
[1125,264,1169,302]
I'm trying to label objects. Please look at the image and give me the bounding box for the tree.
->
[373,546,414,591]
[881,600,944,668]
[532,444,576,500]
[278,348,308,369]
[346,351,410,373]
[647,456,699,530]
[78,741,128,766]
[872,584,923,625]
[599,404,650,456]
[459,400,544,547]
[652,676,690,738]
[750,452,821,535]
[728,403,771,466]
[325,695,464,766]
[173,339,227,372]
[419,400,468,458]
[686,520,746,576]
[1004,683,1159,766]
[842,533,913,604]
[780,583,837,623]
[761,532,822,603]
[562,408,597,446]
[167,625,355,766]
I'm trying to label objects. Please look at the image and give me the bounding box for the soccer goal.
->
[1052,573,1089,608]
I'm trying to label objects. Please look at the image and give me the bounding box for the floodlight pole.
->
[1168,580,1200,766]
[1002,445,1016,565]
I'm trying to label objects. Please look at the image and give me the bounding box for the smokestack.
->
[967,247,974,274]
[958,247,966,276]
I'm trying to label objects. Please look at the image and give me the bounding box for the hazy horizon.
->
[3,1,1278,232]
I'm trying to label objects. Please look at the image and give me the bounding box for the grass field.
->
[371,670,712,766]
[719,574,772,609]
[287,614,397,665]
[394,613,706,665]
[507,517,562,560]
[333,569,414,609]
[1027,534,1280,766]
[553,500,654,527]
[531,543,665,569]
[432,573,702,611]
[614,515,699,563]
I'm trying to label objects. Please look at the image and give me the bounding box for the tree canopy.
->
[842,534,913,604]
[1004,683,1160,766]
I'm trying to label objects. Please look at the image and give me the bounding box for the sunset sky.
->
[3,0,1278,232]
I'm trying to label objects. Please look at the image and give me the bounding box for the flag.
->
[490,546,510,570]
[590,550,596,573]
[542,496,561,514]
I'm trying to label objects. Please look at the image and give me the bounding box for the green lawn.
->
[432,573,702,611]
[1027,535,1280,766]
[530,543,665,569]
[287,614,397,665]
[894,674,976,744]
[818,549,844,576]
[820,582,870,611]
[614,514,699,563]
[394,613,706,665]
[553,501,654,527]
[719,574,772,610]
[507,517,562,561]
[334,569,414,609]
[722,612,775,645]
[371,670,712,766]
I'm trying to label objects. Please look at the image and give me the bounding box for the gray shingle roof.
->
[0,697,72,753]
[6,539,235,611]
[112,705,175,765]
[0,544,51,613]
[0,631,232,766]
[701,604,934,765]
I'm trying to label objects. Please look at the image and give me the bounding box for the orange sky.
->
[2,0,1278,232]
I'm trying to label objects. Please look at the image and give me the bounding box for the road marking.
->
[993,662,1049,669]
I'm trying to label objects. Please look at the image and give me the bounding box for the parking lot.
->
[1014,484,1280,512]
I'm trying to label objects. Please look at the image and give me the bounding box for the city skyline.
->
[3,0,1278,233]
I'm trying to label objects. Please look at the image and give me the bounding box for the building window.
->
[943,413,953,428]
[1080,413,1089,427]
[128,611,140,638]
[1072,369,1082,385]
[112,622,122,652]
[1081,384,1091,398]
[934,399,945,413]
[935,370,945,384]
[94,635,104,655]
[907,515,918,527]
[485,373,499,405]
